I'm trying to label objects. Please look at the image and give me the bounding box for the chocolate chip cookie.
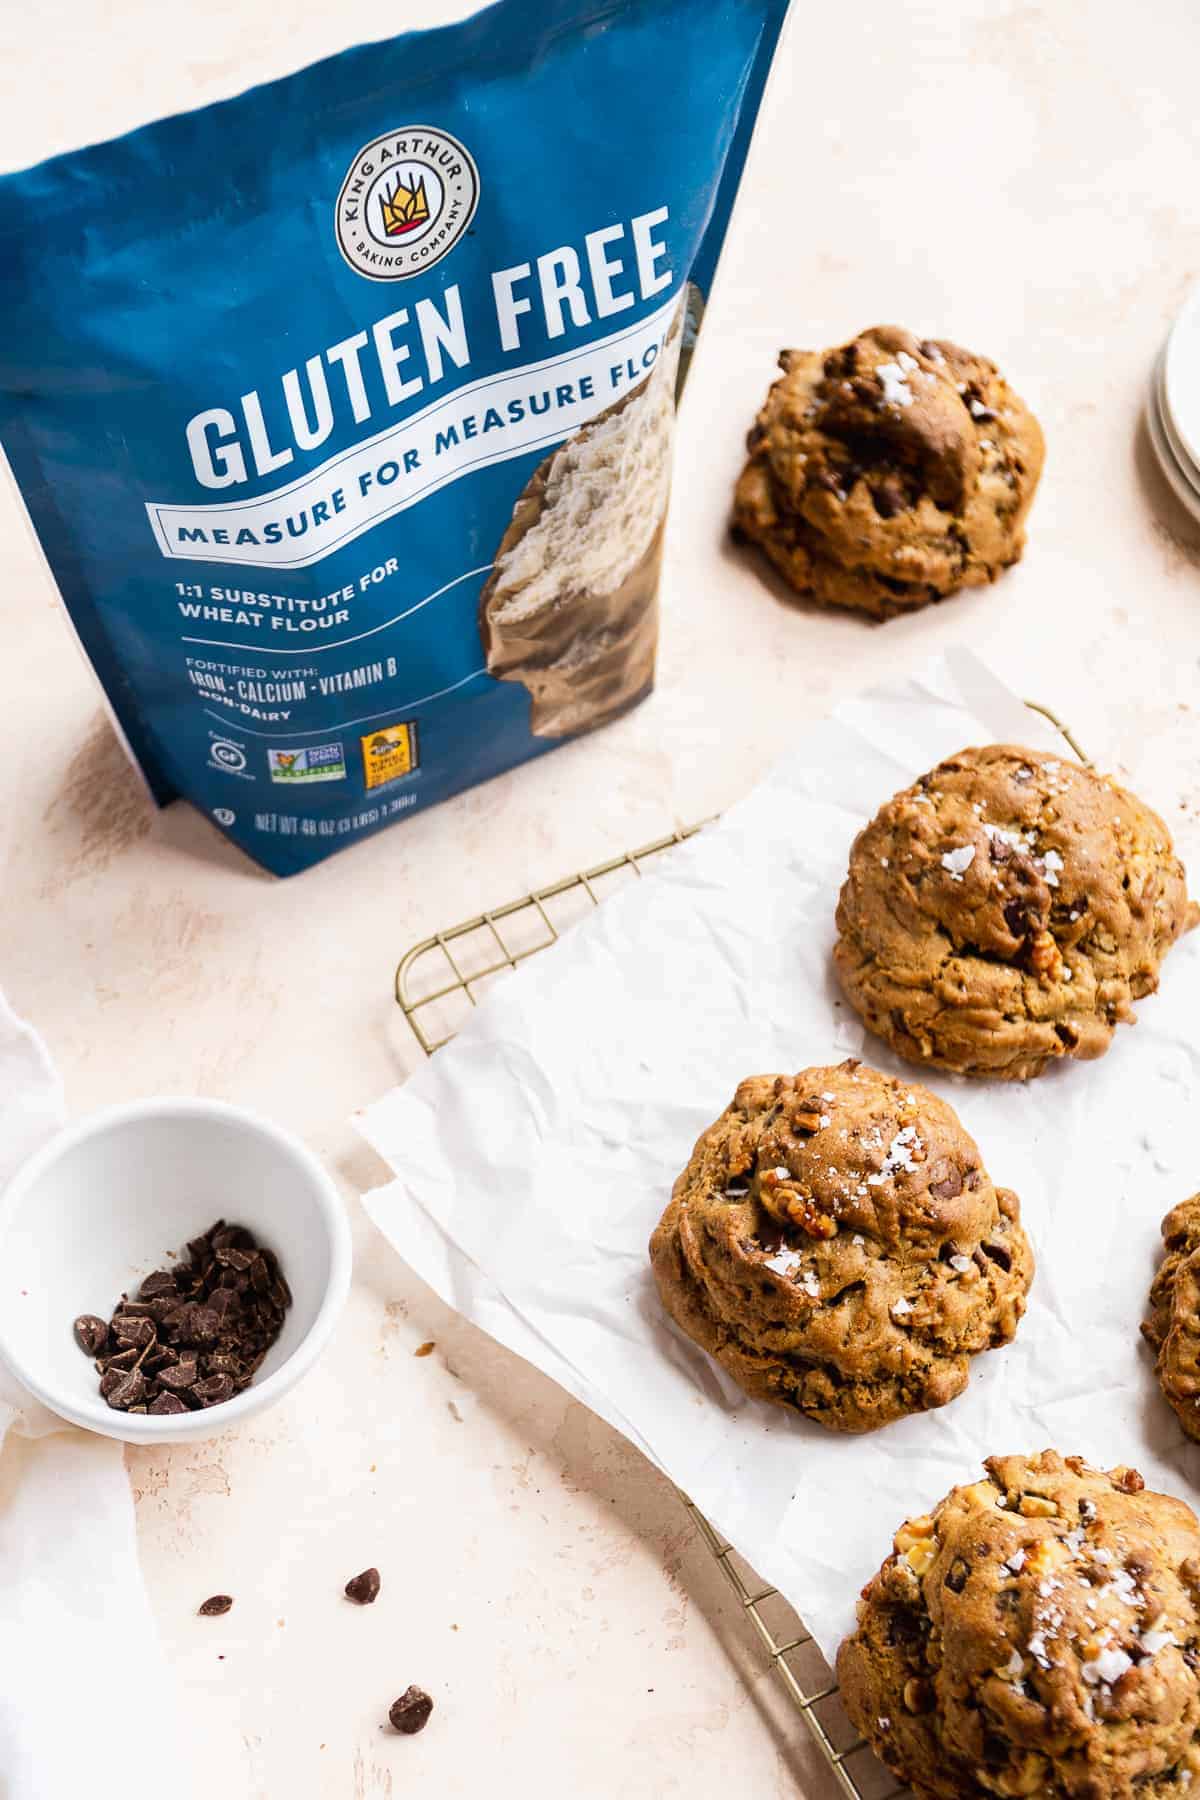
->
[835,745,1198,1081]
[732,326,1044,619]
[838,1451,1200,1800]
[1143,1198,1200,1443]
[648,1060,1032,1433]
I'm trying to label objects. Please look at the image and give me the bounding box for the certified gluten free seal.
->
[335,126,479,281]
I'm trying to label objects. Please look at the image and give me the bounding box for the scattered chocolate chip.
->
[981,1242,1012,1271]
[73,1314,109,1357]
[198,1595,233,1617]
[414,1342,436,1358]
[345,1568,381,1606]
[73,1220,292,1415]
[389,1687,434,1735]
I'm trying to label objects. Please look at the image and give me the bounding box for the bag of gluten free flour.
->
[0,0,787,875]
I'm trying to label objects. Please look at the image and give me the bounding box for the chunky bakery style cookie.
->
[648,1060,1032,1433]
[732,325,1044,619]
[835,745,1197,1081]
[1144,1198,1200,1443]
[838,1451,1200,1800]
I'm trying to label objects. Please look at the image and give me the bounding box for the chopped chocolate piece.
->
[215,1246,253,1272]
[73,1314,109,1357]
[73,1219,292,1416]
[112,1314,156,1348]
[192,1373,235,1407]
[197,1595,233,1617]
[148,1391,189,1416]
[138,1270,179,1301]
[105,1369,148,1411]
[211,1225,253,1251]
[389,1687,434,1735]
[344,1568,381,1606]
[157,1360,199,1391]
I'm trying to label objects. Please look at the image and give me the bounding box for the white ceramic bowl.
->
[0,1098,352,1443]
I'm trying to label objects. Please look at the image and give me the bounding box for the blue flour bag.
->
[0,0,786,874]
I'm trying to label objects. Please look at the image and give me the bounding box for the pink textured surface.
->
[3,0,1200,1792]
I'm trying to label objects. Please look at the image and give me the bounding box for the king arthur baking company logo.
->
[335,127,479,281]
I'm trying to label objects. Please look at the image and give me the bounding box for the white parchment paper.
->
[357,649,1200,1664]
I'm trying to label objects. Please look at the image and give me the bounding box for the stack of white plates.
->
[1149,287,1200,522]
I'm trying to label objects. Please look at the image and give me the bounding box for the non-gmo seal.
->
[335,126,479,282]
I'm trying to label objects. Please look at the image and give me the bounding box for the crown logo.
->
[380,171,431,236]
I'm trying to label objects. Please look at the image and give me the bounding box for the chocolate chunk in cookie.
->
[1143,1196,1200,1442]
[835,744,1197,1080]
[838,1451,1200,1800]
[648,1061,1032,1433]
[732,326,1044,619]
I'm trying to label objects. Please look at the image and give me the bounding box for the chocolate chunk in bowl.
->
[76,1219,293,1416]
[0,1098,351,1443]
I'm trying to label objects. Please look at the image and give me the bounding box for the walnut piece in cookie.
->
[834,744,1198,1081]
[1143,1197,1200,1443]
[838,1451,1200,1800]
[648,1060,1032,1433]
[731,325,1044,620]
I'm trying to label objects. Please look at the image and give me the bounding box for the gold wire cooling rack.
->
[393,701,1087,1796]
